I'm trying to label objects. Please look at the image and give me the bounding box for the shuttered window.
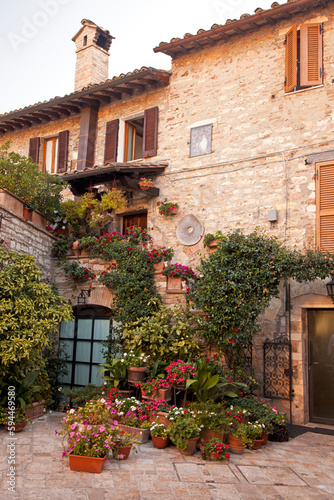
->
[104,119,119,163]
[142,107,158,158]
[28,137,40,164]
[285,23,323,93]
[316,161,334,253]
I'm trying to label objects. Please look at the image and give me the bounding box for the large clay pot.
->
[68,453,106,473]
[112,445,132,460]
[250,438,264,450]
[151,435,170,449]
[127,366,147,382]
[228,435,246,454]
[179,436,199,456]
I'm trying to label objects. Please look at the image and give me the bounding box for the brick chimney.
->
[72,19,114,91]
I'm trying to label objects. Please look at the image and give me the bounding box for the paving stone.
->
[237,465,306,486]
[174,463,207,482]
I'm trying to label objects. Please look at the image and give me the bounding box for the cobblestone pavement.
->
[1,413,334,500]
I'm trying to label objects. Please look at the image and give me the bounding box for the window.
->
[285,23,323,93]
[104,107,158,164]
[190,124,212,157]
[41,130,69,173]
[124,117,144,161]
[43,136,58,174]
[58,306,112,388]
[316,161,334,253]
[123,212,147,234]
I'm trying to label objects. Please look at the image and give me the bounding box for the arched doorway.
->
[59,305,112,388]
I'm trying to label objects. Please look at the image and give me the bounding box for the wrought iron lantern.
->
[326,276,334,303]
[77,289,91,305]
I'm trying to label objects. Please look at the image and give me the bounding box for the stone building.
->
[0,1,334,425]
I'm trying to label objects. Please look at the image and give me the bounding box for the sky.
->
[0,0,276,115]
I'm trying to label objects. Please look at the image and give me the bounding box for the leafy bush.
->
[122,304,202,362]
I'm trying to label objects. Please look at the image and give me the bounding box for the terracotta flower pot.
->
[23,206,32,220]
[250,438,264,450]
[112,444,132,460]
[25,400,45,419]
[261,432,269,445]
[11,422,27,433]
[68,454,106,473]
[118,424,150,444]
[228,435,246,454]
[153,261,164,272]
[151,435,170,449]
[157,387,172,401]
[179,436,199,456]
[127,366,147,382]
[167,276,182,290]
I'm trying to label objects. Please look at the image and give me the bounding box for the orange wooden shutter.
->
[285,25,297,93]
[142,107,158,158]
[300,23,323,87]
[316,161,334,253]
[57,130,69,173]
[104,119,119,163]
[28,137,40,164]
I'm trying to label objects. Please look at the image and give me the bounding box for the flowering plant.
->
[122,410,150,428]
[125,225,153,245]
[1,408,30,427]
[188,401,228,432]
[150,423,169,439]
[122,350,150,368]
[166,360,196,385]
[140,400,171,420]
[60,399,113,433]
[246,422,264,440]
[158,198,179,216]
[162,263,197,279]
[147,246,174,264]
[113,397,140,417]
[61,423,115,458]
[169,410,202,450]
[139,178,154,189]
[61,261,95,282]
[200,438,230,461]
[137,379,171,397]
[229,423,252,446]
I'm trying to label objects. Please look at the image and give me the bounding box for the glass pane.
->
[77,319,93,339]
[59,363,72,384]
[126,124,135,161]
[309,310,334,423]
[90,364,104,386]
[54,138,58,172]
[44,139,53,173]
[74,364,90,386]
[76,341,91,362]
[60,320,75,339]
[92,342,106,364]
[59,340,74,359]
[94,320,110,340]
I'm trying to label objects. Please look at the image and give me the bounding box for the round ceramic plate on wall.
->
[176,214,204,246]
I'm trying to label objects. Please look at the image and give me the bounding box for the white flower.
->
[100,398,106,404]
[69,409,75,414]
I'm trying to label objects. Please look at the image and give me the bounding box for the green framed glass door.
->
[308,309,334,425]
[59,306,111,387]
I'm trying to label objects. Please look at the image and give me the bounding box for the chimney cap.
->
[72,19,115,50]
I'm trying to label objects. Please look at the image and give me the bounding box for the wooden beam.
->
[92,94,111,103]
[30,112,51,121]
[118,175,159,197]
[7,121,23,129]
[43,110,61,119]
[123,82,146,92]
[0,123,15,131]
[78,97,101,107]
[25,115,42,123]
[9,118,33,127]
[55,104,80,114]
[110,86,133,95]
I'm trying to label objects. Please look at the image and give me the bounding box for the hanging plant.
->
[101,188,128,212]
[158,198,179,216]
[139,178,154,190]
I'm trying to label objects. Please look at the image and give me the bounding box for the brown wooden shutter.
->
[142,107,158,158]
[285,25,297,93]
[57,130,69,173]
[28,137,40,164]
[104,119,119,163]
[316,161,334,253]
[300,23,323,87]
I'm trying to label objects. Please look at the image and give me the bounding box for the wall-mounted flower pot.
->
[167,276,182,290]
[23,206,32,220]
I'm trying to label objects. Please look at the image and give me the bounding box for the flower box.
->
[167,276,182,290]
[68,453,107,473]
[117,424,150,444]
[25,400,45,419]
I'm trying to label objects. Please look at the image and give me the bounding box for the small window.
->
[285,23,323,93]
[43,137,58,174]
[123,212,147,234]
[83,35,87,47]
[190,124,212,157]
[124,117,144,161]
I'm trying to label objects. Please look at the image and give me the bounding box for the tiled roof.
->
[0,67,171,135]
[154,0,329,57]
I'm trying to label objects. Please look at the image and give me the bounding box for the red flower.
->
[234,328,238,332]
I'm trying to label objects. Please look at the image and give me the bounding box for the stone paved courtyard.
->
[1,413,334,500]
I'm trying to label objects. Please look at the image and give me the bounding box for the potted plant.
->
[1,408,30,433]
[162,263,197,290]
[150,423,170,449]
[189,401,228,444]
[60,424,115,473]
[200,438,230,462]
[101,188,128,212]
[112,427,138,460]
[138,178,154,190]
[61,261,96,283]
[117,408,151,444]
[98,357,130,396]
[246,422,265,449]
[228,423,251,454]
[143,400,171,425]
[158,198,179,216]
[165,360,196,388]
[169,409,202,455]
[123,350,151,382]
[147,246,174,271]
